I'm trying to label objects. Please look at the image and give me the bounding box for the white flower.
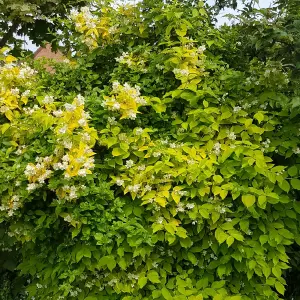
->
[125,160,134,168]
[78,118,87,126]
[225,218,232,222]
[233,106,241,113]
[65,103,76,112]
[152,262,159,268]
[219,207,226,214]
[112,81,120,91]
[169,143,176,149]
[108,116,117,125]
[62,155,70,162]
[128,184,140,193]
[228,132,236,140]
[81,132,91,142]
[11,88,19,95]
[16,148,23,155]
[76,94,85,106]
[157,217,164,224]
[112,102,121,110]
[58,125,68,135]
[0,106,9,113]
[53,110,63,117]
[128,273,139,280]
[213,142,221,155]
[22,90,30,97]
[36,283,43,289]
[24,165,36,176]
[27,183,39,191]
[186,203,195,210]
[42,96,54,105]
[78,169,88,177]
[144,185,152,192]
[294,148,300,154]
[63,141,73,149]
[135,128,143,135]
[128,110,137,120]
[116,179,124,186]
[197,45,206,54]
[153,152,161,157]
[176,203,185,212]
[137,165,146,171]
[173,68,189,77]
[108,279,118,286]
[64,215,73,222]
[53,162,67,170]
[156,64,164,70]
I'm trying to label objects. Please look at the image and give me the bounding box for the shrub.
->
[1,1,300,299]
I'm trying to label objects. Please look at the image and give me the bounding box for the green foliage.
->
[1,0,300,299]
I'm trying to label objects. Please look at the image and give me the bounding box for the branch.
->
[0,20,19,48]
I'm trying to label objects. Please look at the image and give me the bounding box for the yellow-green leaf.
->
[242,194,256,208]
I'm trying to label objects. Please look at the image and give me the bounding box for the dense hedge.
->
[1,1,300,299]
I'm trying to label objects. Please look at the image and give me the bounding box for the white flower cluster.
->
[261,139,271,152]
[213,142,221,155]
[128,184,140,193]
[215,206,226,214]
[103,82,146,120]
[115,52,133,66]
[23,104,39,115]
[173,68,189,77]
[293,148,300,154]
[0,195,21,217]
[42,95,54,105]
[227,132,236,140]
[197,45,206,54]
[62,185,78,200]
[71,7,98,30]
[18,63,37,79]
[128,273,139,280]
[233,106,241,113]
[25,156,53,185]
[1,63,36,81]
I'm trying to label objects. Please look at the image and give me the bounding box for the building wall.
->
[34,44,64,61]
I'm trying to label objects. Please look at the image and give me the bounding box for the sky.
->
[24,0,274,52]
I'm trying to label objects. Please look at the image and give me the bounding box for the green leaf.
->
[291,179,300,190]
[226,236,234,247]
[239,219,249,233]
[213,175,223,184]
[272,266,282,278]
[162,287,172,300]
[138,276,147,288]
[275,281,285,295]
[187,252,197,265]
[254,112,264,123]
[242,194,256,208]
[112,147,125,156]
[288,166,298,177]
[279,180,290,193]
[294,202,300,214]
[215,228,228,244]
[148,270,160,283]
[258,195,267,208]
[107,256,116,271]
[206,40,214,47]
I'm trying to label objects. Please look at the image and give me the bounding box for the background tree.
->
[0,0,87,54]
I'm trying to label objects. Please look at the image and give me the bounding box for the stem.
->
[0,21,19,48]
